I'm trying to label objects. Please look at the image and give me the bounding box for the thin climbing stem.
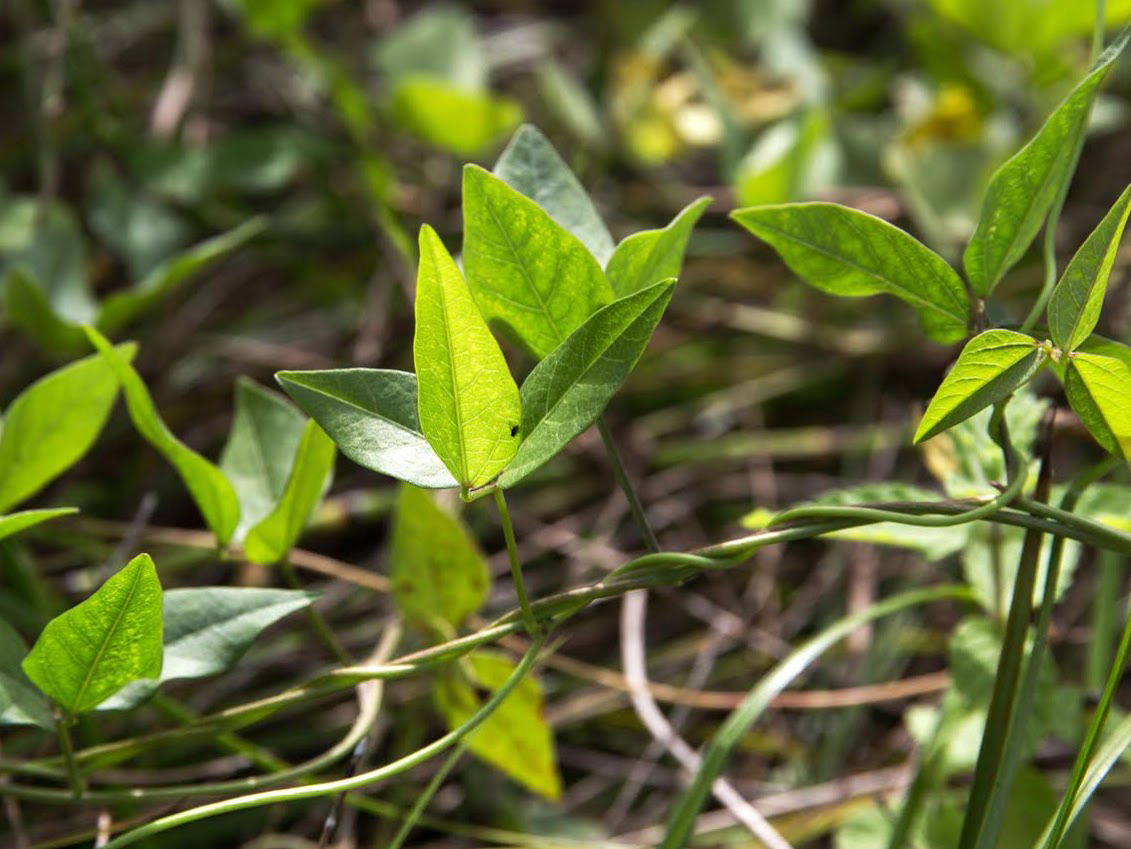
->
[56,717,83,799]
[598,416,661,553]
[493,488,540,637]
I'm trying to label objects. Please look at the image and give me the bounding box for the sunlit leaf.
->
[434,650,561,799]
[606,198,711,297]
[733,202,970,343]
[915,330,1046,443]
[0,508,78,544]
[390,485,489,633]
[964,29,1130,296]
[462,164,614,358]
[1048,183,1131,352]
[493,124,616,265]
[0,344,135,512]
[83,326,241,544]
[243,421,335,564]
[100,587,314,709]
[390,78,521,157]
[22,554,163,715]
[1064,351,1131,459]
[499,281,675,488]
[276,368,457,489]
[414,225,522,494]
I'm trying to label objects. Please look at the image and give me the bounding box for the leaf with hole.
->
[390,485,489,634]
[0,343,135,513]
[493,124,616,265]
[100,587,315,710]
[1048,183,1131,352]
[462,164,614,358]
[1064,351,1131,460]
[434,650,560,799]
[22,554,163,715]
[243,420,335,564]
[606,197,711,297]
[732,202,970,343]
[415,225,522,494]
[0,617,54,728]
[276,368,457,489]
[915,330,1046,444]
[84,326,241,544]
[499,281,675,488]
[964,28,1131,296]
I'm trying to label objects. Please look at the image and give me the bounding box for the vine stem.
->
[56,717,83,799]
[492,488,540,638]
[101,633,547,849]
[597,417,661,554]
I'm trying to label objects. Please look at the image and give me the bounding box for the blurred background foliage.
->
[3,1,1131,847]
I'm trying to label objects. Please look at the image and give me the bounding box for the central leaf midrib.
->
[748,216,967,323]
[72,564,147,711]
[434,253,469,484]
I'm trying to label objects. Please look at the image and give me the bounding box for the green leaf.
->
[0,508,78,543]
[390,485,489,633]
[243,421,335,564]
[389,77,522,157]
[373,5,486,90]
[462,164,615,358]
[0,617,54,728]
[22,554,163,715]
[434,650,561,799]
[964,29,1131,296]
[99,587,314,709]
[414,225,522,494]
[0,196,96,324]
[4,268,88,354]
[0,343,136,512]
[83,326,242,544]
[732,202,970,343]
[914,330,1046,443]
[1064,351,1131,460]
[606,197,711,297]
[97,217,266,334]
[220,378,308,539]
[499,281,675,488]
[1048,184,1131,352]
[493,124,616,265]
[276,368,457,489]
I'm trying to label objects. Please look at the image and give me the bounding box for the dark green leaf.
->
[100,587,315,709]
[22,554,163,715]
[0,617,54,728]
[462,164,614,358]
[493,124,615,265]
[243,421,335,564]
[964,28,1131,296]
[606,197,711,297]
[732,202,970,343]
[390,485,489,632]
[915,330,1046,443]
[1064,351,1131,459]
[276,368,457,489]
[0,343,136,512]
[220,378,308,539]
[434,650,561,799]
[415,225,522,494]
[83,326,241,544]
[499,281,675,488]
[1048,183,1131,352]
